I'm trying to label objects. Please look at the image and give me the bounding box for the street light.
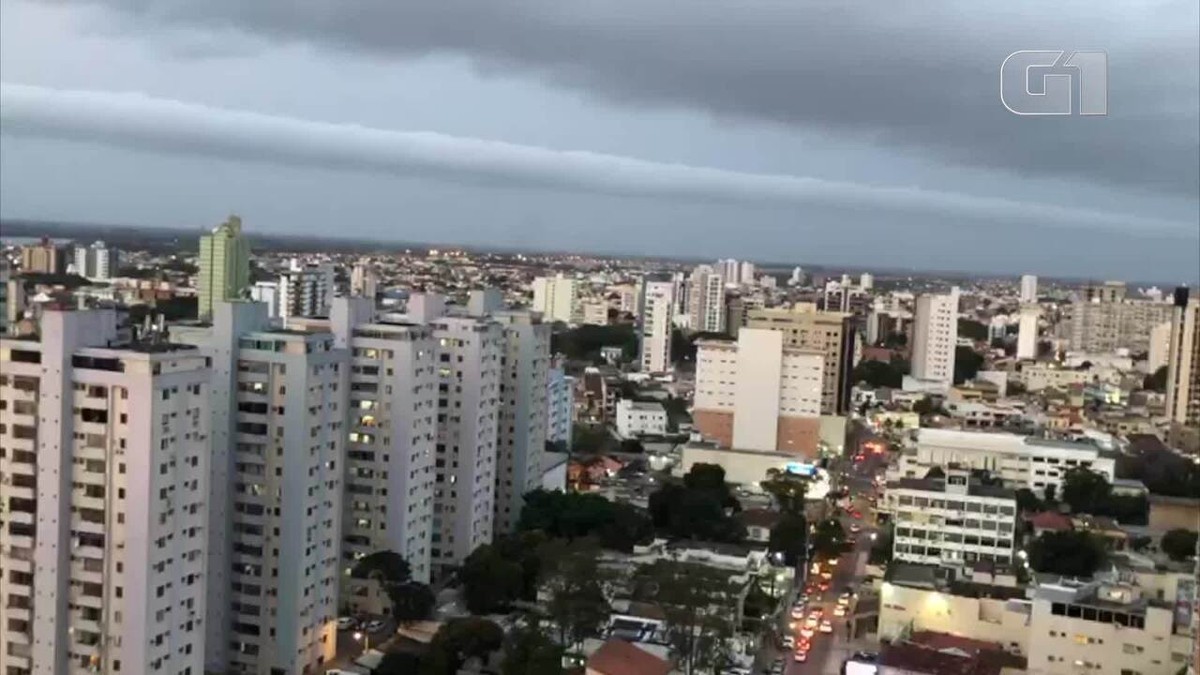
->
[353,630,369,653]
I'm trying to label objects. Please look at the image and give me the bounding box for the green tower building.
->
[197,215,250,319]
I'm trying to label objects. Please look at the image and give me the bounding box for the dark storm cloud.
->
[59,0,1200,197]
[3,83,1194,239]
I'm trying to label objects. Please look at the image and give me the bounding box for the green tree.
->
[912,396,937,416]
[1014,488,1042,513]
[1143,365,1169,392]
[1028,531,1106,577]
[459,543,527,614]
[1062,467,1112,514]
[423,617,505,675]
[761,468,808,516]
[768,514,808,566]
[953,346,984,384]
[376,652,422,675]
[957,319,989,342]
[1043,484,1058,503]
[517,489,653,553]
[538,540,611,650]
[351,551,435,624]
[501,623,564,675]
[852,359,905,388]
[1160,529,1198,562]
[631,560,739,675]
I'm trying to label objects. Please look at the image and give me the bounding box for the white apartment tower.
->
[689,265,726,334]
[277,262,334,321]
[1,308,211,675]
[349,261,378,300]
[328,297,439,608]
[491,311,551,535]
[911,290,959,388]
[638,278,675,373]
[72,241,120,281]
[174,301,346,675]
[1016,304,1039,359]
[428,312,503,575]
[1019,274,1038,303]
[530,274,578,324]
[1165,290,1199,430]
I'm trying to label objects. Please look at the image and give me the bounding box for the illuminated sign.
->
[785,462,817,476]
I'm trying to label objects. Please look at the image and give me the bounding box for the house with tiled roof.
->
[586,639,673,675]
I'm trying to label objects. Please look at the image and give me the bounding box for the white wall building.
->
[715,258,740,286]
[910,290,959,388]
[688,265,726,334]
[898,428,1117,493]
[546,364,574,450]
[693,328,824,456]
[638,278,675,373]
[531,274,578,324]
[1020,274,1038,303]
[886,468,1018,569]
[1,308,210,675]
[1147,320,1173,373]
[174,301,346,675]
[738,261,757,285]
[71,241,120,280]
[328,297,439,607]
[428,312,503,574]
[616,399,668,438]
[491,311,550,535]
[249,281,280,318]
[278,262,334,320]
[1017,304,1040,359]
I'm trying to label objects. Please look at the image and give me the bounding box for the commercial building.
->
[1019,363,1093,392]
[693,328,824,457]
[1028,579,1194,675]
[0,308,211,675]
[174,302,347,675]
[197,215,251,320]
[328,297,439,609]
[1016,305,1039,359]
[18,237,64,274]
[895,428,1116,493]
[531,274,578,324]
[1148,321,1173,374]
[546,363,574,450]
[688,265,726,334]
[1165,289,1199,430]
[1020,274,1038,303]
[886,468,1018,569]
[745,303,856,414]
[581,301,609,326]
[491,311,551,535]
[615,399,668,438]
[72,241,120,280]
[638,278,675,373]
[910,291,959,389]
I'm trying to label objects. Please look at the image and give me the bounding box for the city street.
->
[781,435,886,675]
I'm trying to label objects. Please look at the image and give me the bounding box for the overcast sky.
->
[1,1,1196,281]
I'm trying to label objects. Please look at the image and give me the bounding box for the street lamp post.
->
[353,630,369,653]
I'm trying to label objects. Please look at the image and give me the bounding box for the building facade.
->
[277,262,334,321]
[688,265,726,334]
[693,328,824,457]
[1020,274,1038,303]
[1165,290,1199,430]
[615,399,668,438]
[531,274,578,324]
[1066,298,1174,354]
[72,241,120,281]
[1017,305,1040,359]
[18,237,64,274]
[546,364,574,450]
[886,469,1018,569]
[910,291,959,388]
[1,309,211,675]
[745,303,856,414]
[638,278,675,373]
[197,216,251,320]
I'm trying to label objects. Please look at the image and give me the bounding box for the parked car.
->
[336,617,357,631]
[364,619,386,633]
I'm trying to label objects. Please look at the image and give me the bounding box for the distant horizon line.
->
[1,216,1195,289]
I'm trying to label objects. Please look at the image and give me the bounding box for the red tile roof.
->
[1027,511,1073,532]
[587,639,672,675]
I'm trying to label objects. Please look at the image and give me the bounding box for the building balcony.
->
[73,494,107,511]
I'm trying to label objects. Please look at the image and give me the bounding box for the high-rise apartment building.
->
[910,290,959,388]
[1,308,211,675]
[174,301,346,675]
[745,303,856,415]
[1016,304,1039,359]
[692,328,824,457]
[738,261,756,285]
[327,297,439,607]
[1067,297,1173,354]
[1148,321,1173,373]
[1019,274,1038,303]
[349,261,378,299]
[546,363,574,451]
[426,311,503,575]
[638,278,675,373]
[197,216,251,320]
[19,237,64,274]
[491,311,550,535]
[1082,280,1128,303]
[72,241,120,281]
[715,258,740,285]
[688,265,726,334]
[277,261,334,321]
[1165,289,1199,431]
[530,274,578,324]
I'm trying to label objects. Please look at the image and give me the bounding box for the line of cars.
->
[336,616,386,633]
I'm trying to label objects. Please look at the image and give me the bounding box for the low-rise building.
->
[616,399,668,438]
